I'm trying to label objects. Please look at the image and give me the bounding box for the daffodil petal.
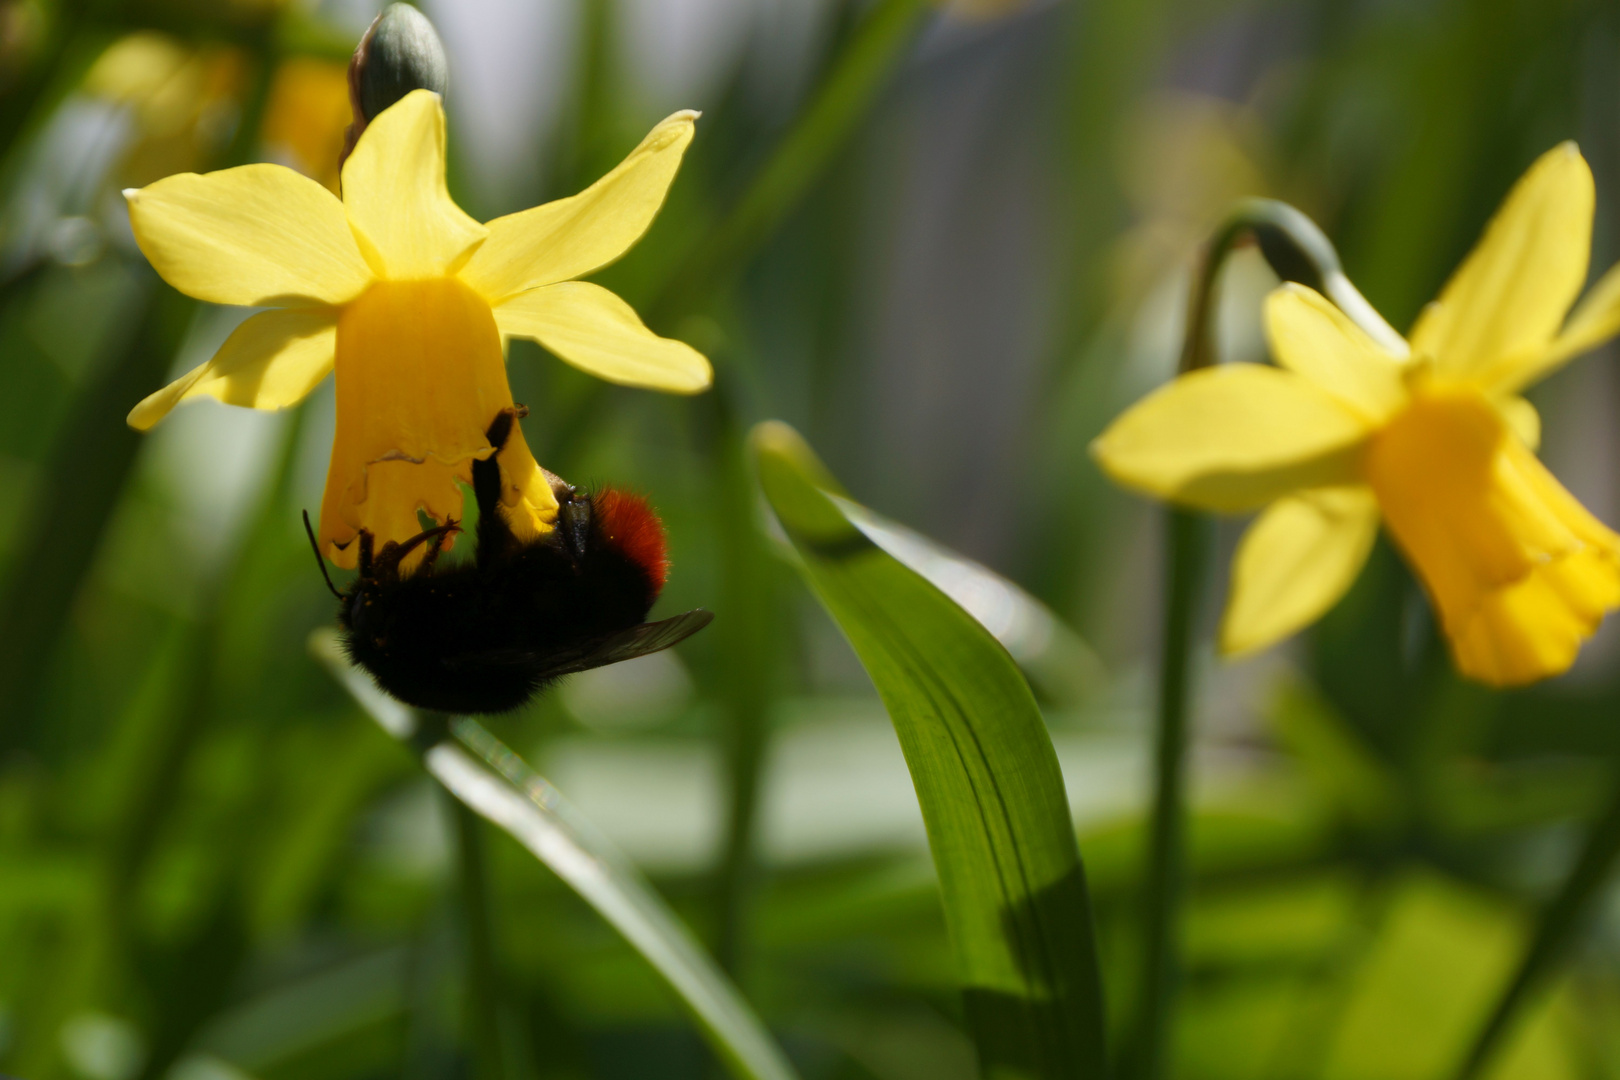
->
[460,111,697,302]
[1410,143,1593,378]
[128,307,337,430]
[1552,260,1620,360]
[1264,284,1407,422]
[340,89,487,279]
[1449,543,1620,687]
[1483,260,1620,393]
[1498,394,1540,451]
[125,166,372,306]
[1220,486,1379,655]
[1091,364,1370,512]
[495,281,711,392]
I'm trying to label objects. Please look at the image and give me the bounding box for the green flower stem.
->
[0,276,194,750]
[449,785,509,1080]
[534,0,931,468]
[648,0,931,323]
[1454,771,1620,1080]
[111,399,309,1080]
[1134,505,1204,1080]
[1135,198,1386,1079]
[0,3,110,175]
[1131,214,1240,1080]
[0,46,277,751]
[710,409,783,976]
[1235,198,1405,356]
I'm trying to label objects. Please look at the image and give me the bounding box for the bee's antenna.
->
[302,510,343,599]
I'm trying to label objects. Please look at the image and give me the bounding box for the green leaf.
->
[311,631,801,1080]
[820,495,1107,708]
[749,421,1109,1080]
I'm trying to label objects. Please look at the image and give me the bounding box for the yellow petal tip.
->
[122,187,139,202]
[126,401,159,431]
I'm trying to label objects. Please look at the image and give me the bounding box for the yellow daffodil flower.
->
[83,35,351,193]
[84,32,245,188]
[260,57,353,193]
[124,89,710,569]
[1094,143,1620,686]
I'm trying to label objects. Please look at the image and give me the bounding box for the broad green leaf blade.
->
[827,494,1107,707]
[311,631,801,1080]
[749,421,1109,1080]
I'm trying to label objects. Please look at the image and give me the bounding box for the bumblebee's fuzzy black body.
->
[318,407,708,714]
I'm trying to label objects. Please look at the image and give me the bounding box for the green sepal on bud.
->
[352,3,449,122]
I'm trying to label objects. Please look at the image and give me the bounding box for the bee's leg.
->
[373,539,403,583]
[419,518,459,573]
[484,404,529,453]
[474,406,529,563]
[374,521,462,579]
[357,530,376,579]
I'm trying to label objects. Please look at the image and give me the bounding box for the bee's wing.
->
[445,610,715,682]
[538,609,715,679]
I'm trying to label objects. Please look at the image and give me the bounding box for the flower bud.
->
[1252,222,1327,293]
[351,4,448,123]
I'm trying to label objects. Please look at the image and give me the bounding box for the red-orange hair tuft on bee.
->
[593,489,668,591]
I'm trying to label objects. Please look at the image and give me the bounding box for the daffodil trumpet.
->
[123,89,712,571]
[1096,143,1620,688]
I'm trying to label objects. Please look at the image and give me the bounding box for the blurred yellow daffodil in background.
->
[260,56,354,192]
[83,32,246,188]
[71,31,349,205]
[124,89,710,568]
[1094,143,1620,686]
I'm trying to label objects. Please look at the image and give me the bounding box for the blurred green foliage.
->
[6,0,1620,1079]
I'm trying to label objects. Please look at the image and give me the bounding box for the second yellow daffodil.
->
[124,89,710,569]
[1094,143,1620,686]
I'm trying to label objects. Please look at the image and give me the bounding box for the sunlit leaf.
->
[824,495,1106,707]
[311,630,801,1080]
[750,421,1108,1080]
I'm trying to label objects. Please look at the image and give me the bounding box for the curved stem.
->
[1236,197,1407,356]
[1131,212,1239,1080]
[1453,770,1620,1080]
[1135,197,1384,1079]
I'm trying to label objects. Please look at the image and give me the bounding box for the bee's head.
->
[557,488,593,564]
[330,573,372,633]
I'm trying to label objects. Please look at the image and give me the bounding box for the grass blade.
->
[750,421,1109,1080]
[648,0,931,321]
[1453,773,1620,1080]
[312,632,801,1080]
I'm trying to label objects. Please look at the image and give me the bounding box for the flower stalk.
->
[0,42,280,747]
[1134,199,1394,1079]
[449,786,510,1080]
[312,643,802,1080]
[1454,769,1620,1080]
